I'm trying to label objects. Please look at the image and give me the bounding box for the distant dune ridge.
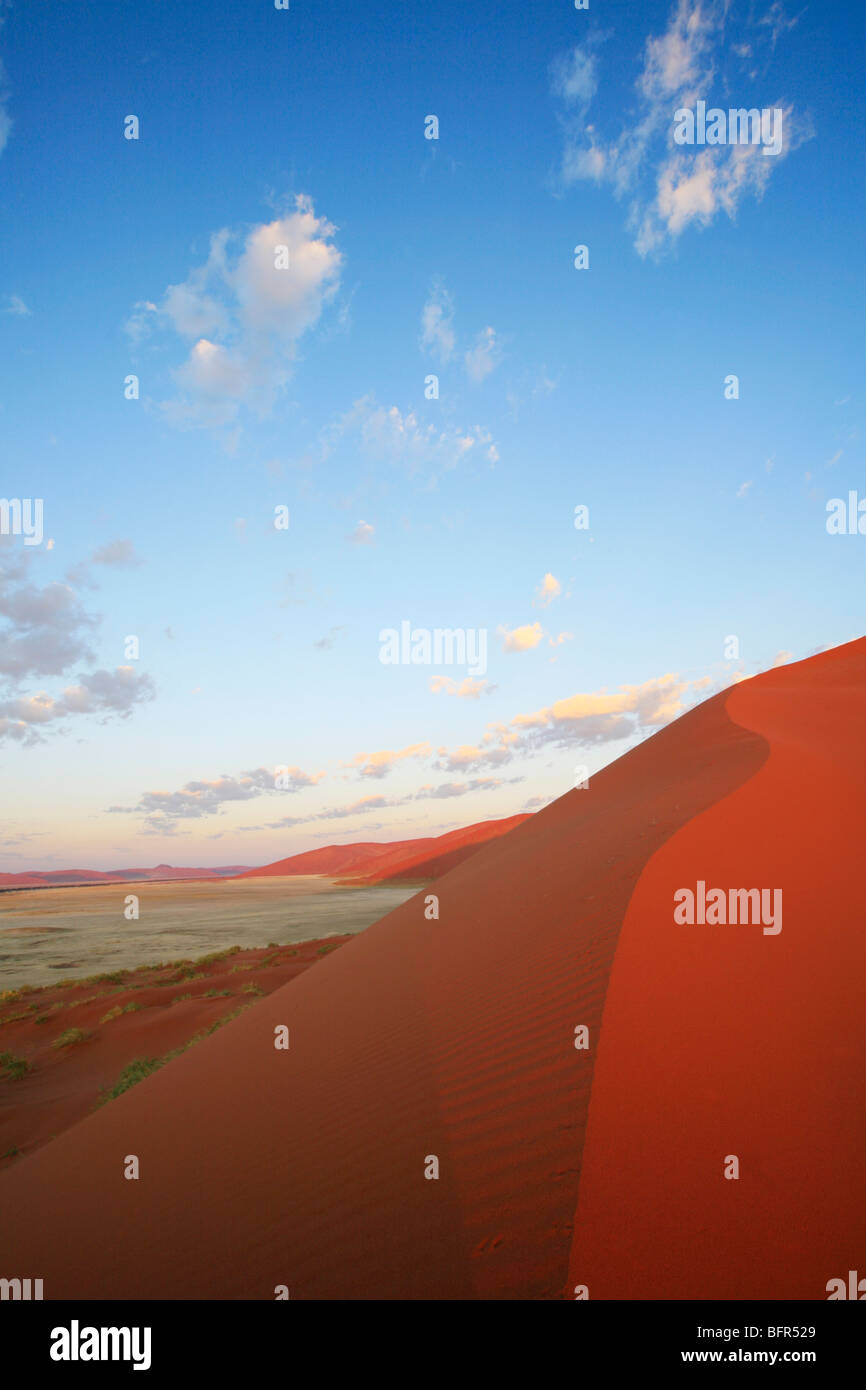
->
[0,865,251,890]
[236,814,531,884]
[0,818,527,890]
[2,638,865,1299]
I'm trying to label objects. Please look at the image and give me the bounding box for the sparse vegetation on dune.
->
[100,1057,166,1102]
[0,1051,30,1081]
[99,1003,141,1024]
[51,1028,92,1050]
[99,1003,255,1106]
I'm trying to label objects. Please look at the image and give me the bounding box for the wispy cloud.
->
[111,764,325,831]
[1,539,97,685]
[263,777,513,830]
[464,326,501,383]
[66,538,144,588]
[420,282,456,362]
[429,675,493,698]
[347,741,433,780]
[0,536,156,743]
[313,625,348,651]
[551,0,810,256]
[326,396,499,480]
[0,7,11,161]
[421,283,502,383]
[0,667,155,745]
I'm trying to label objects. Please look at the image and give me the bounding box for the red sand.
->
[0,938,351,1170]
[568,640,866,1299]
[1,639,863,1299]
[236,814,530,883]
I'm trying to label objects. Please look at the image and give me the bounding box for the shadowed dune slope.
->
[0,663,776,1299]
[569,637,866,1300]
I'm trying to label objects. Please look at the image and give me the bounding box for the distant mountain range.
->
[0,864,252,890]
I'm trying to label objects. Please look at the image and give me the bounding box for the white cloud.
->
[434,740,515,774]
[464,326,501,383]
[434,665,742,774]
[639,0,716,101]
[535,572,562,607]
[129,196,342,432]
[347,741,432,780]
[347,520,374,545]
[4,294,30,317]
[551,45,599,107]
[162,269,230,339]
[429,675,492,698]
[172,338,253,426]
[499,621,545,653]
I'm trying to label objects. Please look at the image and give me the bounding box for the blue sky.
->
[0,0,863,868]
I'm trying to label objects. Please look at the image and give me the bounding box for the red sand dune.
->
[0,938,351,1170]
[0,865,251,890]
[1,639,864,1299]
[236,814,530,883]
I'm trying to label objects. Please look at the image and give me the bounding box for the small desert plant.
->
[98,1004,254,1107]
[51,1027,92,1049]
[100,1057,165,1102]
[99,1003,141,1024]
[197,945,241,966]
[159,966,202,986]
[0,1051,30,1081]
